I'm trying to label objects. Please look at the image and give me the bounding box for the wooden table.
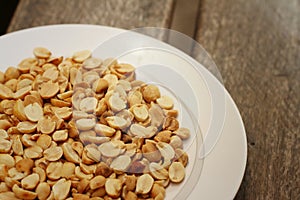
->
[4,0,300,199]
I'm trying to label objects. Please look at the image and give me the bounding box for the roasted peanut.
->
[95,162,113,178]
[110,155,131,172]
[95,124,116,137]
[156,142,175,167]
[149,163,169,180]
[168,162,185,183]
[13,99,27,121]
[80,162,96,174]
[71,141,84,157]
[156,95,174,110]
[46,161,63,180]
[61,162,76,179]
[85,146,101,162]
[136,174,154,194]
[52,130,68,142]
[108,93,126,112]
[131,104,149,122]
[12,184,37,200]
[39,81,59,99]
[36,182,51,200]
[0,84,13,99]
[0,138,12,153]
[21,173,39,190]
[80,97,97,113]
[0,119,12,130]
[36,134,52,150]
[128,90,143,107]
[5,67,20,81]
[52,178,71,200]
[62,143,81,164]
[169,135,183,150]
[142,141,162,163]
[16,158,34,173]
[105,178,122,198]
[0,164,8,181]
[8,167,26,180]
[93,78,109,93]
[141,85,160,103]
[17,121,37,134]
[125,175,136,191]
[175,148,189,167]
[75,166,93,180]
[149,103,165,127]
[163,117,179,131]
[0,154,15,168]
[34,47,52,59]
[98,141,124,158]
[0,129,8,139]
[174,127,190,140]
[154,130,172,143]
[90,175,106,190]
[151,183,166,198]
[72,50,91,63]
[76,118,96,130]
[24,145,43,159]
[129,124,157,138]
[44,146,63,161]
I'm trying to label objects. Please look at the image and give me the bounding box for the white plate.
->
[0,24,247,200]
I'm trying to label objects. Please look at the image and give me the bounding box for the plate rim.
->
[0,24,247,199]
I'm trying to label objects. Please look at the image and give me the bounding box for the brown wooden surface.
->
[7,0,174,32]
[197,0,300,199]
[6,0,300,199]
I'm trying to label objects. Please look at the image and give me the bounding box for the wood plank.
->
[0,0,19,35]
[7,0,174,33]
[170,0,200,38]
[196,0,300,199]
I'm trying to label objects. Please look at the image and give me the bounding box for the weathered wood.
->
[196,0,300,199]
[7,0,174,32]
[170,0,201,38]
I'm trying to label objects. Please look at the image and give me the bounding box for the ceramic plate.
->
[0,24,247,200]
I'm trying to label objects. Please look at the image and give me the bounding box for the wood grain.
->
[7,0,174,32]
[196,0,300,199]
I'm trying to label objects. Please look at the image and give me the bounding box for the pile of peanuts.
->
[0,47,190,200]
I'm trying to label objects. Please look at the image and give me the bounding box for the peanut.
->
[34,47,52,59]
[90,175,106,190]
[36,182,51,200]
[0,154,15,168]
[0,138,12,153]
[174,127,191,140]
[21,173,39,190]
[52,178,71,200]
[105,178,122,198]
[156,95,174,109]
[168,162,185,183]
[136,174,154,194]
[72,50,91,63]
[16,158,34,173]
[44,146,63,161]
[110,155,131,172]
[149,163,169,180]
[141,85,160,103]
[46,161,63,180]
[12,184,37,200]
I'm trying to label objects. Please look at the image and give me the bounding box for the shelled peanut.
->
[0,47,191,200]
